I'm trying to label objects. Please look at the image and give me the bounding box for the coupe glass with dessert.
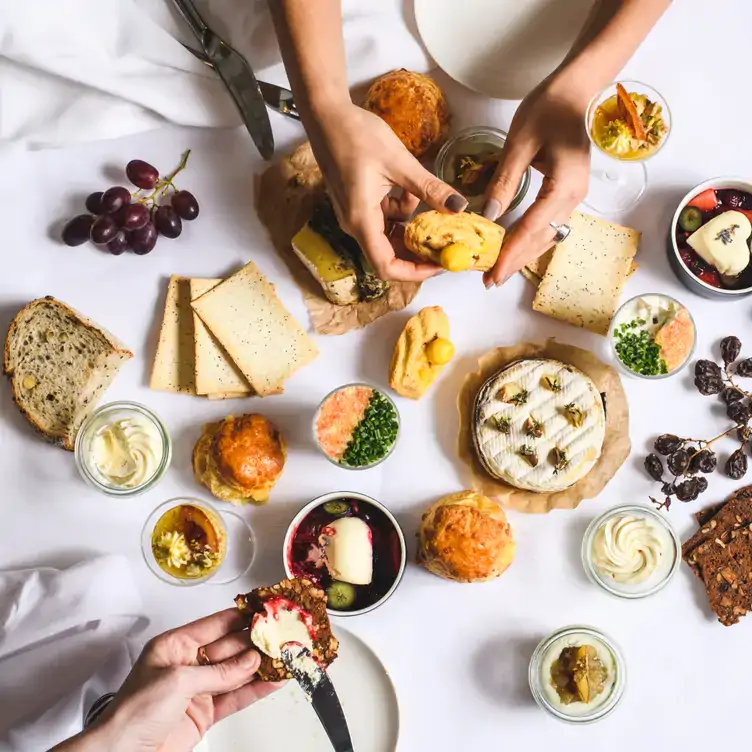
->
[585,81,670,213]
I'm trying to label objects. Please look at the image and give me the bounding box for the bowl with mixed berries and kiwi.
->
[284,492,407,617]
[670,178,752,299]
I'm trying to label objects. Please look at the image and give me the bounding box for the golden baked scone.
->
[417,491,515,583]
[389,306,454,400]
[404,211,505,272]
[193,414,286,505]
[362,69,450,158]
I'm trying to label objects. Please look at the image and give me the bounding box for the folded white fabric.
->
[0,556,144,752]
[0,0,430,149]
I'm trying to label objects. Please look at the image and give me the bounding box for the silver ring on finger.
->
[549,221,572,244]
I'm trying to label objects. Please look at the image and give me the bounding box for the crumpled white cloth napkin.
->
[0,556,145,752]
[0,0,430,149]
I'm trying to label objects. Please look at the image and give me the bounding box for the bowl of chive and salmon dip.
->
[608,294,696,380]
[314,383,400,469]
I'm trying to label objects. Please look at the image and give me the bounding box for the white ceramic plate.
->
[196,627,399,752]
[415,0,597,100]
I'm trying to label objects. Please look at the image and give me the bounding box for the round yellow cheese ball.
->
[426,337,455,365]
[439,243,472,272]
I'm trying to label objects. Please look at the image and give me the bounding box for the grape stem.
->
[133,150,191,207]
[724,362,752,399]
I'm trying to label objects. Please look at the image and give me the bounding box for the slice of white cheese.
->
[150,276,196,394]
[191,261,319,397]
[291,224,359,306]
[473,359,606,493]
[190,278,254,396]
[687,210,751,277]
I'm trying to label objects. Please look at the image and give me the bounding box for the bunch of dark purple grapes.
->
[62,151,199,256]
[645,336,752,510]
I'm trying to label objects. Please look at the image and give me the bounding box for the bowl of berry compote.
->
[670,177,752,300]
[284,492,407,617]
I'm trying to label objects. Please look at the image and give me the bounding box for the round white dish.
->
[196,627,399,752]
[414,0,596,100]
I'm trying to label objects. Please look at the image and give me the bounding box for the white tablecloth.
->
[0,0,747,748]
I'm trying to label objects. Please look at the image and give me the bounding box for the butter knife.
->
[171,0,275,159]
[183,44,299,121]
[281,644,354,752]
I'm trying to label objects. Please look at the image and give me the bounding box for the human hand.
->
[482,74,592,288]
[76,609,281,752]
[306,101,468,282]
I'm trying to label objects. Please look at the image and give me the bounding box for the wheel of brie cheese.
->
[473,359,606,493]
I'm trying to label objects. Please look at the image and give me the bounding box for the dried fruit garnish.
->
[499,383,528,405]
[542,375,563,392]
[519,445,538,467]
[564,403,585,428]
[616,83,647,140]
[524,415,543,439]
[551,447,568,474]
[488,415,511,434]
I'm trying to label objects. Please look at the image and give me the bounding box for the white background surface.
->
[0,0,748,749]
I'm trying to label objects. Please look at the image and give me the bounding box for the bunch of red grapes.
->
[62,151,199,255]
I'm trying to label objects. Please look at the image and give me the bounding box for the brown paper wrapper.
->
[256,142,421,335]
[457,340,631,514]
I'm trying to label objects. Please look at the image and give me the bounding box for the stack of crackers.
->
[150,262,318,399]
[683,487,752,626]
[522,212,641,336]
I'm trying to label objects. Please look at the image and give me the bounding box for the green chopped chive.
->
[340,391,399,467]
[614,319,668,376]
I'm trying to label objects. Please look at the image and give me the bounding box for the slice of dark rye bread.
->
[3,297,133,450]
[235,578,338,682]
[682,488,752,576]
[682,487,752,626]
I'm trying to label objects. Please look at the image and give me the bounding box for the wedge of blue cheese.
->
[687,210,752,277]
[292,199,389,306]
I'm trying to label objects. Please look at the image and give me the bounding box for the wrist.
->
[546,58,608,110]
[297,82,352,125]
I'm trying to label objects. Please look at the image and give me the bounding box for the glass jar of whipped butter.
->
[75,401,172,497]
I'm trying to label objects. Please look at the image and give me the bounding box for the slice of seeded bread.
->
[3,297,133,450]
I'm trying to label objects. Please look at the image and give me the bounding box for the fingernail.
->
[444,194,468,213]
[482,199,501,221]
[495,275,510,288]
[484,278,493,289]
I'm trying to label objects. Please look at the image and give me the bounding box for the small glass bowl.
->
[435,126,531,214]
[529,625,627,724]
[313,383,401,471]
[142,497,256,587]
[74,401,171,497]
[586,80,672,163]
[608,294,696,381]
[581,503,681,599]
